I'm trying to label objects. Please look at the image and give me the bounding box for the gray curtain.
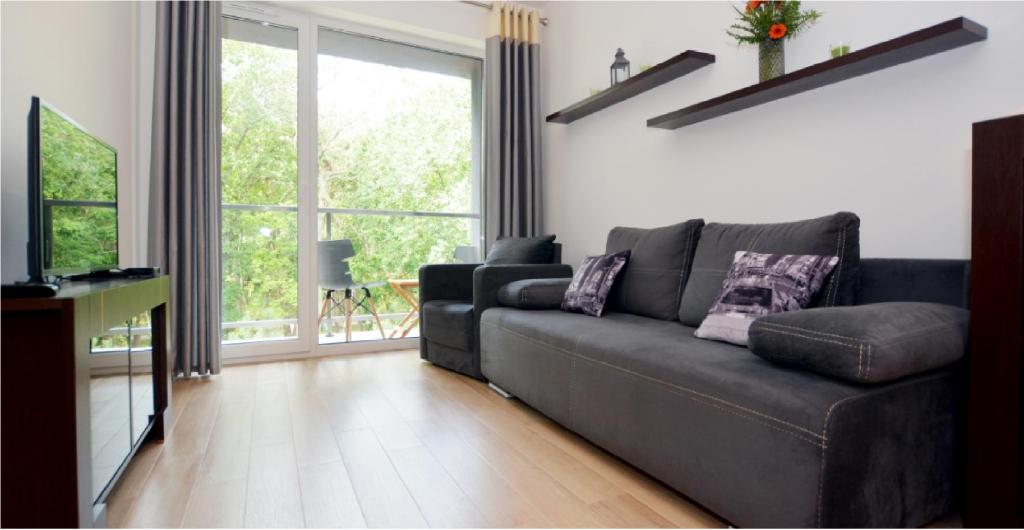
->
[484,19,542,251]
[148,1,222,377]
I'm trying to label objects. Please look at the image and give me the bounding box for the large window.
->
[220,7,482,355]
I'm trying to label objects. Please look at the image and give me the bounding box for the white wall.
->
[1,1,139,282]
[540,1,1024,266]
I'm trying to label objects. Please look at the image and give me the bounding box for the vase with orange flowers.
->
[728,1,822,82]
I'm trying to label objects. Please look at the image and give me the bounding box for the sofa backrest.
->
[677,212,861,326]
[857,258,970,308]
[604,220,705,320]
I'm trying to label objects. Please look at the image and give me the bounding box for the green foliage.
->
[221,38,476,341]
[39,106,118,270]
[727,1,822,45]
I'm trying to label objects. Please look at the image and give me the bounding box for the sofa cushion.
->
[678,212,860,326]
[485,235,556,265]
[748,302,969,383]
[498,278,572,309]
[421,300,474,351]
[605,219,705,320]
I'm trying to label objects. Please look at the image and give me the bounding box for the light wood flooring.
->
[105,349,727,528]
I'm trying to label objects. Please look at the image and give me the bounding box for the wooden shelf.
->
[647,17,987,130]
[547,50,715,124]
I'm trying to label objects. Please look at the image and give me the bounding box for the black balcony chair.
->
[419,237,572,380]
[317,239,386,342]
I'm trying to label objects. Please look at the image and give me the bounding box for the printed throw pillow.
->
[694,251,839,346]
[561,250,631,317]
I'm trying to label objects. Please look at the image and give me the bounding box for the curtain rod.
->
[460,1,549,26]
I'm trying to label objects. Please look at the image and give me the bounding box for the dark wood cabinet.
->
[1,277,171,528]
[967,114,1024,527]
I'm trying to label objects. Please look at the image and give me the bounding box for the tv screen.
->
[29,97,119,279]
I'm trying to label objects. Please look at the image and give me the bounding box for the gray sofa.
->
[479,215,968,528]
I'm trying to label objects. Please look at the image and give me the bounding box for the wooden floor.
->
[105,350,727,528]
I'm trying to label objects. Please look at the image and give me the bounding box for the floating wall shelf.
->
[547,50,715,124]
[647,17,987,130]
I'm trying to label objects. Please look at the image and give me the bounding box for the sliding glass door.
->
[220,5,482,357]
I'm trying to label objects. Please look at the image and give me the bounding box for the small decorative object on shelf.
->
[610,48,630,86]
[830,41,851,58]
[728,0,822,82]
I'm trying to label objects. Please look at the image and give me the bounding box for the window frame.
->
[220,2,485,363]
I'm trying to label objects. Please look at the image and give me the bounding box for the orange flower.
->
[768,23,787,40]
[745,0,763,12]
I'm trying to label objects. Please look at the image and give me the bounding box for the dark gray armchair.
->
[419,244,572,380]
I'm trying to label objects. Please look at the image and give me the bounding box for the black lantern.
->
[610,48,630,86]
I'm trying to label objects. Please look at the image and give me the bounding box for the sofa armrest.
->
[473,264,573,317]
[419,263,479,303]
[748,302,969,384]
[498,278,573,310]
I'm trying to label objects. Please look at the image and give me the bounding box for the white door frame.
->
[221,2,483,363]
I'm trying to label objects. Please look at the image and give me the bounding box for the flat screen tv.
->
[27,96,119,281]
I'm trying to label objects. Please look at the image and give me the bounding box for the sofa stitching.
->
[480,321,825,442]
[569,333,583,431]
[676,392,824,447]
[816,389,874,527]
[834,227,844,305]
[865,343,872,380]
[816,399,841,527]
[753,326,863,349]
[872,321,966,347]
[754,321,867,344]
[573,354,824,447]
[857,343,863,380]
[759,319,964,348]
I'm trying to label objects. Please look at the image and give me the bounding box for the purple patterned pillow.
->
[695,251,839,345]
[561,250,631,317]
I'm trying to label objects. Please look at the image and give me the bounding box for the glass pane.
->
[317,213,475,344]
[222,18,299,343]
[223,209,299,342]
[90,329,131,502]
[129,311,154,445]
[317,30,478,214]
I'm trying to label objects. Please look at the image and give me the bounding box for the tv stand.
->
[1,276,171,528]
[63,267,160,282]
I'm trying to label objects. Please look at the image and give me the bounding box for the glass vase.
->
[759,39,785,82]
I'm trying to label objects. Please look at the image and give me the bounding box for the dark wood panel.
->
[546,50,714,124]
[647,17,987,130]
[966,114,1024,527]
[1,306,80,527]
[1,276,171,528]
